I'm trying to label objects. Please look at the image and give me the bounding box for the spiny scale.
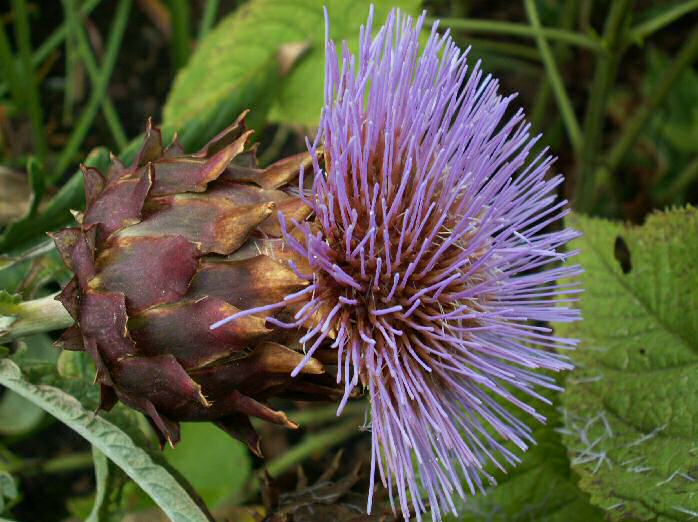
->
[51,112,346,453]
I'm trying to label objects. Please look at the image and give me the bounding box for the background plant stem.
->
[524,0,582,153]
[11,0,48,165]
[574,0,635,211]
[53,0,132,183]
[265,416,363,478]
[64,0,128,149]
[168,0,192,69]
[606,28,698,174]
[431,16,601,51]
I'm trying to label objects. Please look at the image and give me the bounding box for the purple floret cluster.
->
[215,7,581,520]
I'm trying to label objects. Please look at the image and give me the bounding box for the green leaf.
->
[164,422,251,508]
[266,0,421,126]
[444,384,603,522]
[163,0,284,130]
[86,446,127,522]
[24,158,45,219]
[558,208,698,521]
[163,0,421,131]
[0,359,212,522]
[0,390,44,436]
[0,471,17,514]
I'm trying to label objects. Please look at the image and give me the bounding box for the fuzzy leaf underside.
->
[0,359,211,522]
[558,208,698,521]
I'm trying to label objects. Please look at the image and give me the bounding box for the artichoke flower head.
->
[214,7,581,521]
[51,112,344,454]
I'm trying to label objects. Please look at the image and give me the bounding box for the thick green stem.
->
[574,0,635,212]
[431,17,602,51]
[0,293,73,343]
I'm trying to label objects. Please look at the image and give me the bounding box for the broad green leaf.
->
[164,422,251,507]
[164,0,421,131]
[558,208,698,521]
[0,471,16,514]
[444,384,603,522]
[0,359,212,522]
[266,0,421,126]
[0,391,44,436]
[163,0,285,129]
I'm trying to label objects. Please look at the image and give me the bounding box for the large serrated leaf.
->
[0,359,212,522]
[163,0,421,130]
[558,208,698,521]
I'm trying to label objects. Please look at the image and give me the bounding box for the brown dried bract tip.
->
[51,113,346,451]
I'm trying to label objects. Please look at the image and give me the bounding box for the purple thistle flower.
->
[213,6,581,521]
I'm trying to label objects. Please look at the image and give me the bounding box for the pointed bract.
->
[51,115,341,450]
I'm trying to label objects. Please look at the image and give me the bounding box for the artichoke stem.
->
[0,293,74,342]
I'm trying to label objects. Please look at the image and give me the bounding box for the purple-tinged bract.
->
[214,7,581,521]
